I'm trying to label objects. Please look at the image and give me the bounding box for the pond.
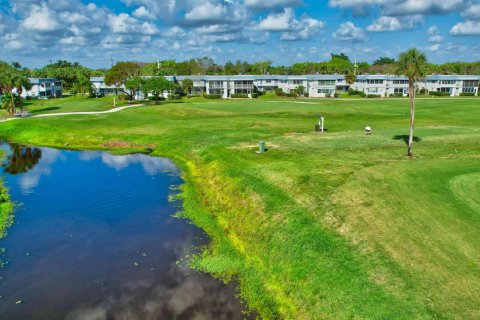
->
[0,144,248,320]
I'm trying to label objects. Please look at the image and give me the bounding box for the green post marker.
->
[257,141,266,153]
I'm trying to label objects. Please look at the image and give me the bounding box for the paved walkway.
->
[0,104,144,123]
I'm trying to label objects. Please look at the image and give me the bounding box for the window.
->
[317,89,333,94]
[368,88,378,93]
[290,80,303,85]
[318,80,335,85]
[439,80,455,85]
[394,88,405,94]
[463,87,476,93]
[393,80,408,84]
[463,80,479,87]
[439,87,451,93]
[367,79,384,84]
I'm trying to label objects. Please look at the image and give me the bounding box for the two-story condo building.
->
[90,74,479,99]
[17,78,63,99]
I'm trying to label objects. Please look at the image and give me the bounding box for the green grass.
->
[0,151,14,239]
[0,98,479,319]
[0,95,126,117]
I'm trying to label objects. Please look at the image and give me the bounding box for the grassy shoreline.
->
[0,151,14,239]
[0,98,479,319]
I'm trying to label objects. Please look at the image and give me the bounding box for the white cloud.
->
[22,3,60,32]
[133,6,156,20]
[428,34,443,42]
[461,4,480,20]
[258,8,295,31]
[185,2,227,22]
[450,20,480,36]
[426,25,438,35]
[329,0,466,16]
[333,21,368,42]
[245,0,304,9]
[257,8,325,40]
[366,15,423,31]
[108,13,159,35]
[428,43,441,51]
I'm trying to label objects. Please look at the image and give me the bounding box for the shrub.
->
[367,94,381,98]
[460,92,475,96]
[168,94,181,100]
[231,93,248,98]
[118,94,127,100]
[304,93,309,98]
[203,93,222,99]
[334,93,339,98]
[430,91,450,97]
[275,88,285,96]
[285,93,297,97]
[252,93,260,98]
[419,89,427,94]
[148,96,166,101]
[358,92,366,97]
[187,94,201,98]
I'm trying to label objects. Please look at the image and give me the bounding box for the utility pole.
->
[354,58,358,76]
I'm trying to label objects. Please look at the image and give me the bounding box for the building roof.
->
[29,78,60,84]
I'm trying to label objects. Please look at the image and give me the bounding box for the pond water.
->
[0,144,248,320]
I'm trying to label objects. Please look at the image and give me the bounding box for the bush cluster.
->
[202,93,222,99]
[367,94,381,98]
[430,91,450,96]
[168,94,181,100]
[231,93,248,99]
[252,93,260,98]
[459,92,476,96]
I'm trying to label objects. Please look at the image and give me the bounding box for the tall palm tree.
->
[395,48,428,157]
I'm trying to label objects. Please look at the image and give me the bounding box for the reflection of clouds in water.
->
[79,151,177,176]
[18,148,64,195]
[65,238,246,320]
[66,272,244,320]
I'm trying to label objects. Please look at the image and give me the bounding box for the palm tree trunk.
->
[408,83,415,157]
[10,90,16,115]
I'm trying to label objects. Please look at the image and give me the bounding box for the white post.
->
[114,97,116,107]
[321,116,324,132]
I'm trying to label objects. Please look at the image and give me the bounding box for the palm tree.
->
[395,48,428,157]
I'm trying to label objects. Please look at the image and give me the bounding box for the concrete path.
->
[0,104,144,123]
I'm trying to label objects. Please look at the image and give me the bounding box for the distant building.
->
[90,74,479,100]
[90,77,123,96]
[18,78,63,99]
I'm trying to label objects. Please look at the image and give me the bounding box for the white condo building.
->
[90,74,479,99]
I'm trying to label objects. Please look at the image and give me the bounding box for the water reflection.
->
[0,144,249,320]
[3,144,42,175]
[78,151,178,175]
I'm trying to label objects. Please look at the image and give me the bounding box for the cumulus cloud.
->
[333,22,368,42]
[244,0,304,9]
[185,2,227,22]
[22,3,61,32]
[450,20,480,36]
[108,13,159,35]
[132,6,156,20]
[329,0,466,16]
[257,8,325,40]
[366,15,423,31]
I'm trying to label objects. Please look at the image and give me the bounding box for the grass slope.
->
[0,150,14,239]
[0,98,479,319]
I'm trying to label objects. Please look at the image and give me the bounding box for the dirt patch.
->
[102,140,155,149]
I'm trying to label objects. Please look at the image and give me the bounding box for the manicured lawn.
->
[0,95,126,117]
[0,98,479,319]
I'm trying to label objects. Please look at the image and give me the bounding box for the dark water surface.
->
[0,144,247,320]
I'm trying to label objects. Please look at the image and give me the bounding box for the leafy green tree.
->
[181,78,193,95]
[373,57,396,65]
[297,85,305,97]
[142,76,175,104]
[252,61,272,75]
[345,73,356,85]
[0,61,31,114]
[105,62,141,88]
[331,53,350,62]
[124,76,144,101]
[395,48,428,157]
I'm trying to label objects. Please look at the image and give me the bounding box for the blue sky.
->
[1,0,479,68]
